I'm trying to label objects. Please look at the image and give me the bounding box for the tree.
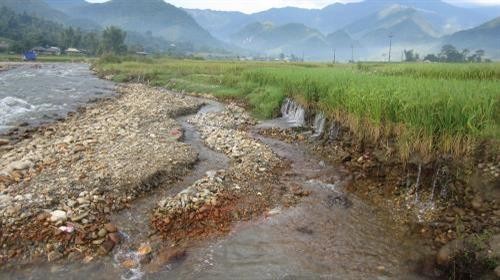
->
[82,32,100,55]
[98,26,127,55]
[404,49,419,62]
[439,44,465,62]
[424,54,439,62]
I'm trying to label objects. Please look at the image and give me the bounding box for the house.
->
[32,46,61,55]
[65,48,83,55]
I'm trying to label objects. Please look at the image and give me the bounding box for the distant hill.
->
[43,0,89,13]
[344,5,439,46]
[65,0,223,49]
[0,0,70,24]
[185,9,251,41]
[0,0,100,29]
[187,0,499,40]
[444,17,500,58]
[230,22,331,59]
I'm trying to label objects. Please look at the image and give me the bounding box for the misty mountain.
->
[444,16,500,57]
[344,5,439,46]
[62,0,223,49]
[0,0,100,29]
[0,0,70,24]
[44,0,89,13]
[230,22,331,59]
[187,0,498,41]
[185,9,251,41]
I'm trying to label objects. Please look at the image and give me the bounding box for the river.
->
[0,63,115,133]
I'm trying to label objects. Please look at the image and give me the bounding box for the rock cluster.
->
[152,103,282,237]
[189,104,279,178]
[0,84,204,265]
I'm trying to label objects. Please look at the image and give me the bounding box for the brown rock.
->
[138,244,152,256]
[145,248,186,273]
[108,232,121,244]
[47,251,63,262]
[104,223,118,233]
[436,239,465,266]
[99,240,115,255]
[0,139,9,146]
[471,195,483,210]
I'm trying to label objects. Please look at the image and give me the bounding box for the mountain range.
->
[0,0,498,60]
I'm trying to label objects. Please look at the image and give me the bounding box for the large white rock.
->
[49,210,67,223]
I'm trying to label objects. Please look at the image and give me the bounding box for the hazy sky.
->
[87,0,500,13]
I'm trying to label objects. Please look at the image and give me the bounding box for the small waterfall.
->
[328,121,342,141]
[312,113,326,139]
[280,98,305,127]
[414,163,422,203]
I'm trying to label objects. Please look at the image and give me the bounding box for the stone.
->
[489,234,500,258]
[436,239,465,266]
[471,195,483,210]
[47,251,63,262]
[138,244,152,256]
[495,266,500,278]
[108,232,121,244]
[49,210,67,223]
[98,228,107,238]
[122,259,138,269]
[98,240,115,255]
[104,223,118,233]
[0,139,9,146]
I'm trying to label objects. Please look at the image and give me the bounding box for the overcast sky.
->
[87,0,500,13]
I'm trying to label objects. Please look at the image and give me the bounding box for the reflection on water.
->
[0,63,115,133]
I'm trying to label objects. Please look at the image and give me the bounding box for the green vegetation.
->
[94,57,500,162]
[356,62,500,80]
[0,6,127,56]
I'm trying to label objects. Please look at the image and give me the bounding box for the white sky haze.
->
[86,0,500,14]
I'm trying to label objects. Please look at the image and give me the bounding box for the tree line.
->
[404,44,489,63]
[0,6,127,56]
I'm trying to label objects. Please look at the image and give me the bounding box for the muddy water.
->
[0,63,115,133]
[163,134,429,280]
[1,92,429,279]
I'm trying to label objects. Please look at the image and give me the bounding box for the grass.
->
[94,57,500,162]
[356,62,500,81]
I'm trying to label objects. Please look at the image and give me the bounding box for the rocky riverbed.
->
[0,84,204,266]
[151,103,301,245]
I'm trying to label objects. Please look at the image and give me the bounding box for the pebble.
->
[98,240,115,255]
[104,223,118,233]
[47,251,63,262]
[436,239,464,266]
[0,138,9,146]
[49,210,67,223]
[138,244,152,256]
[108,232,121,244]
[98,228,107,238]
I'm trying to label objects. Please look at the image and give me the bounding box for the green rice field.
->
[94,57,500,162]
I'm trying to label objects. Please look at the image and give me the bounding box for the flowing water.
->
[1,64,430,279]
[0,63,115,133]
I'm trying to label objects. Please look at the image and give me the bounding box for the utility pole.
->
[333,48,336,64]
[351,44,354,63]
[388,34,394,63]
